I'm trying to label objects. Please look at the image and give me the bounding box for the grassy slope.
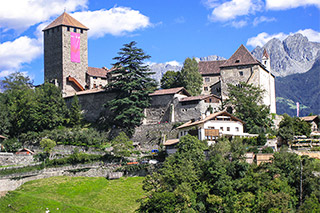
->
[0,176,145,213]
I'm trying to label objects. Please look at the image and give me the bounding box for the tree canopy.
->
[225,82,272,133]
[105,41,157,136]
[180,57,202,96]
[160,70,182,89]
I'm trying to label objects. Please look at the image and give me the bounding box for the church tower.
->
[262,48,271,71]
[43,12,89,96]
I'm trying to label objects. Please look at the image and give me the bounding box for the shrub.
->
[262,147,274,153]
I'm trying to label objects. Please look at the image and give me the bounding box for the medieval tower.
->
[43,12,89,96]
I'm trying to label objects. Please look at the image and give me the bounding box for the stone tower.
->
[262,48,271,71]
[43,12,89,96]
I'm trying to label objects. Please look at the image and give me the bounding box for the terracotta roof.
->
[87,67,108,78]
[67,76,85,91]
[300,115,319,122]
[149,87,191,96]
[180,94,221,102]
[0,135,7,139]
[164,139,179,146]
[220,44,259,68]
[199,60,226,75]
[177,111,244,129]
[43,12,89,31]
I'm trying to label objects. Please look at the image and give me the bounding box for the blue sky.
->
[0,0,319,85]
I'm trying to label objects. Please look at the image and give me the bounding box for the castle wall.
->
[65,91,116,122]
[202,75,220,95]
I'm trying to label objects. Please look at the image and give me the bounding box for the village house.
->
[164,111,248,154]
[300,115,319,132]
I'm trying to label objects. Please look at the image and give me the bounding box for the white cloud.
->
[231,20,248,28]
[208,0,263,22]
[253,16,276,26]
[297,29,320,42]
[247,29,320,47]
[165,61,182,67]
[266,0,320,10]
[0,0,88,33]
[72,7,151,38]
[0,36,42,71]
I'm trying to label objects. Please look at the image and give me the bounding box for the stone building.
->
[145,87,221,124]
[199,45,276,114]
[43,12,111,97]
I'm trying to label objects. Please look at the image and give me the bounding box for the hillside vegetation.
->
[0,176,145,213]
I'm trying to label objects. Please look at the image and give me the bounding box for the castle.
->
[43,12,276,124]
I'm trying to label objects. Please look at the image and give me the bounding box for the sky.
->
[0,0,319,85]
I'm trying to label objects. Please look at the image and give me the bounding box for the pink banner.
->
[70,32,80,63]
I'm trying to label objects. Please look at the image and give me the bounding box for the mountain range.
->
[150,33,319,116]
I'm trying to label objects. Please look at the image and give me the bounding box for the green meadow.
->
[0,176,145,212]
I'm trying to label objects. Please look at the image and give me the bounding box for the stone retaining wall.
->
[0,163,122,192]
[0,153,35,167]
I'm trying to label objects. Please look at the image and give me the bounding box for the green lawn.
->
[0,176,145,212]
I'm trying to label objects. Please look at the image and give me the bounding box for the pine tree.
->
[106,41,157,136]
[180,57,202,96]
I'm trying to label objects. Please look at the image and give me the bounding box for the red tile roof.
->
[149,87,190,96]
[87,67,108,78]
[199,60,226,75]
[263,49,269,59]
[67,76,85,91]
[220,44,259,68]
[43,12,89,31]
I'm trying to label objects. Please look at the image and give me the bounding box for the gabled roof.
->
[301,115,319,122]
[149,87,191,96]
[199,60,226,75]
[164,139,179,146]
[87,67,108,78]
[180,94,221,102]
[220,44,259,68]
[43,12,89,31]
[177,111,244,129]
[262,49,269,59]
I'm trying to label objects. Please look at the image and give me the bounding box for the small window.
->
[235,59,240,63]
[80,29,83,34]
[220,127,223,131]
[204,87,208,91]
[93,77,97,79]
[239,71,243,76]
[227,127,230,131]
[93,84,97,88]
[67,26,70,31]
[264,61,267,65]
[236,127,239,132]
[74,28,77,32]
[205,77,210,82]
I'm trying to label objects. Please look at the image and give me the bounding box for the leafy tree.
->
[160,70,182,89]
[225,82,272,133]
[277,113,311,143]
[1,138,22,152]
[40,138,56,159]
[68,95,82,126]
[33,83,68,131]
[180,57,202,96]
[105,41,157,136]
[0,93,11,136]
[111,132,134,161]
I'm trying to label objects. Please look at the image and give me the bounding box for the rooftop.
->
[87,67,108,78]
[220,44,259,68]
[43,12,89,31]
[149,87,190,96]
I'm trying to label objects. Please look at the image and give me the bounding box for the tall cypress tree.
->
[180,57,202,96]
[105,41,157,136]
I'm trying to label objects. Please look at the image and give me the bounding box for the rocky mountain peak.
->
[252,33,320,76]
